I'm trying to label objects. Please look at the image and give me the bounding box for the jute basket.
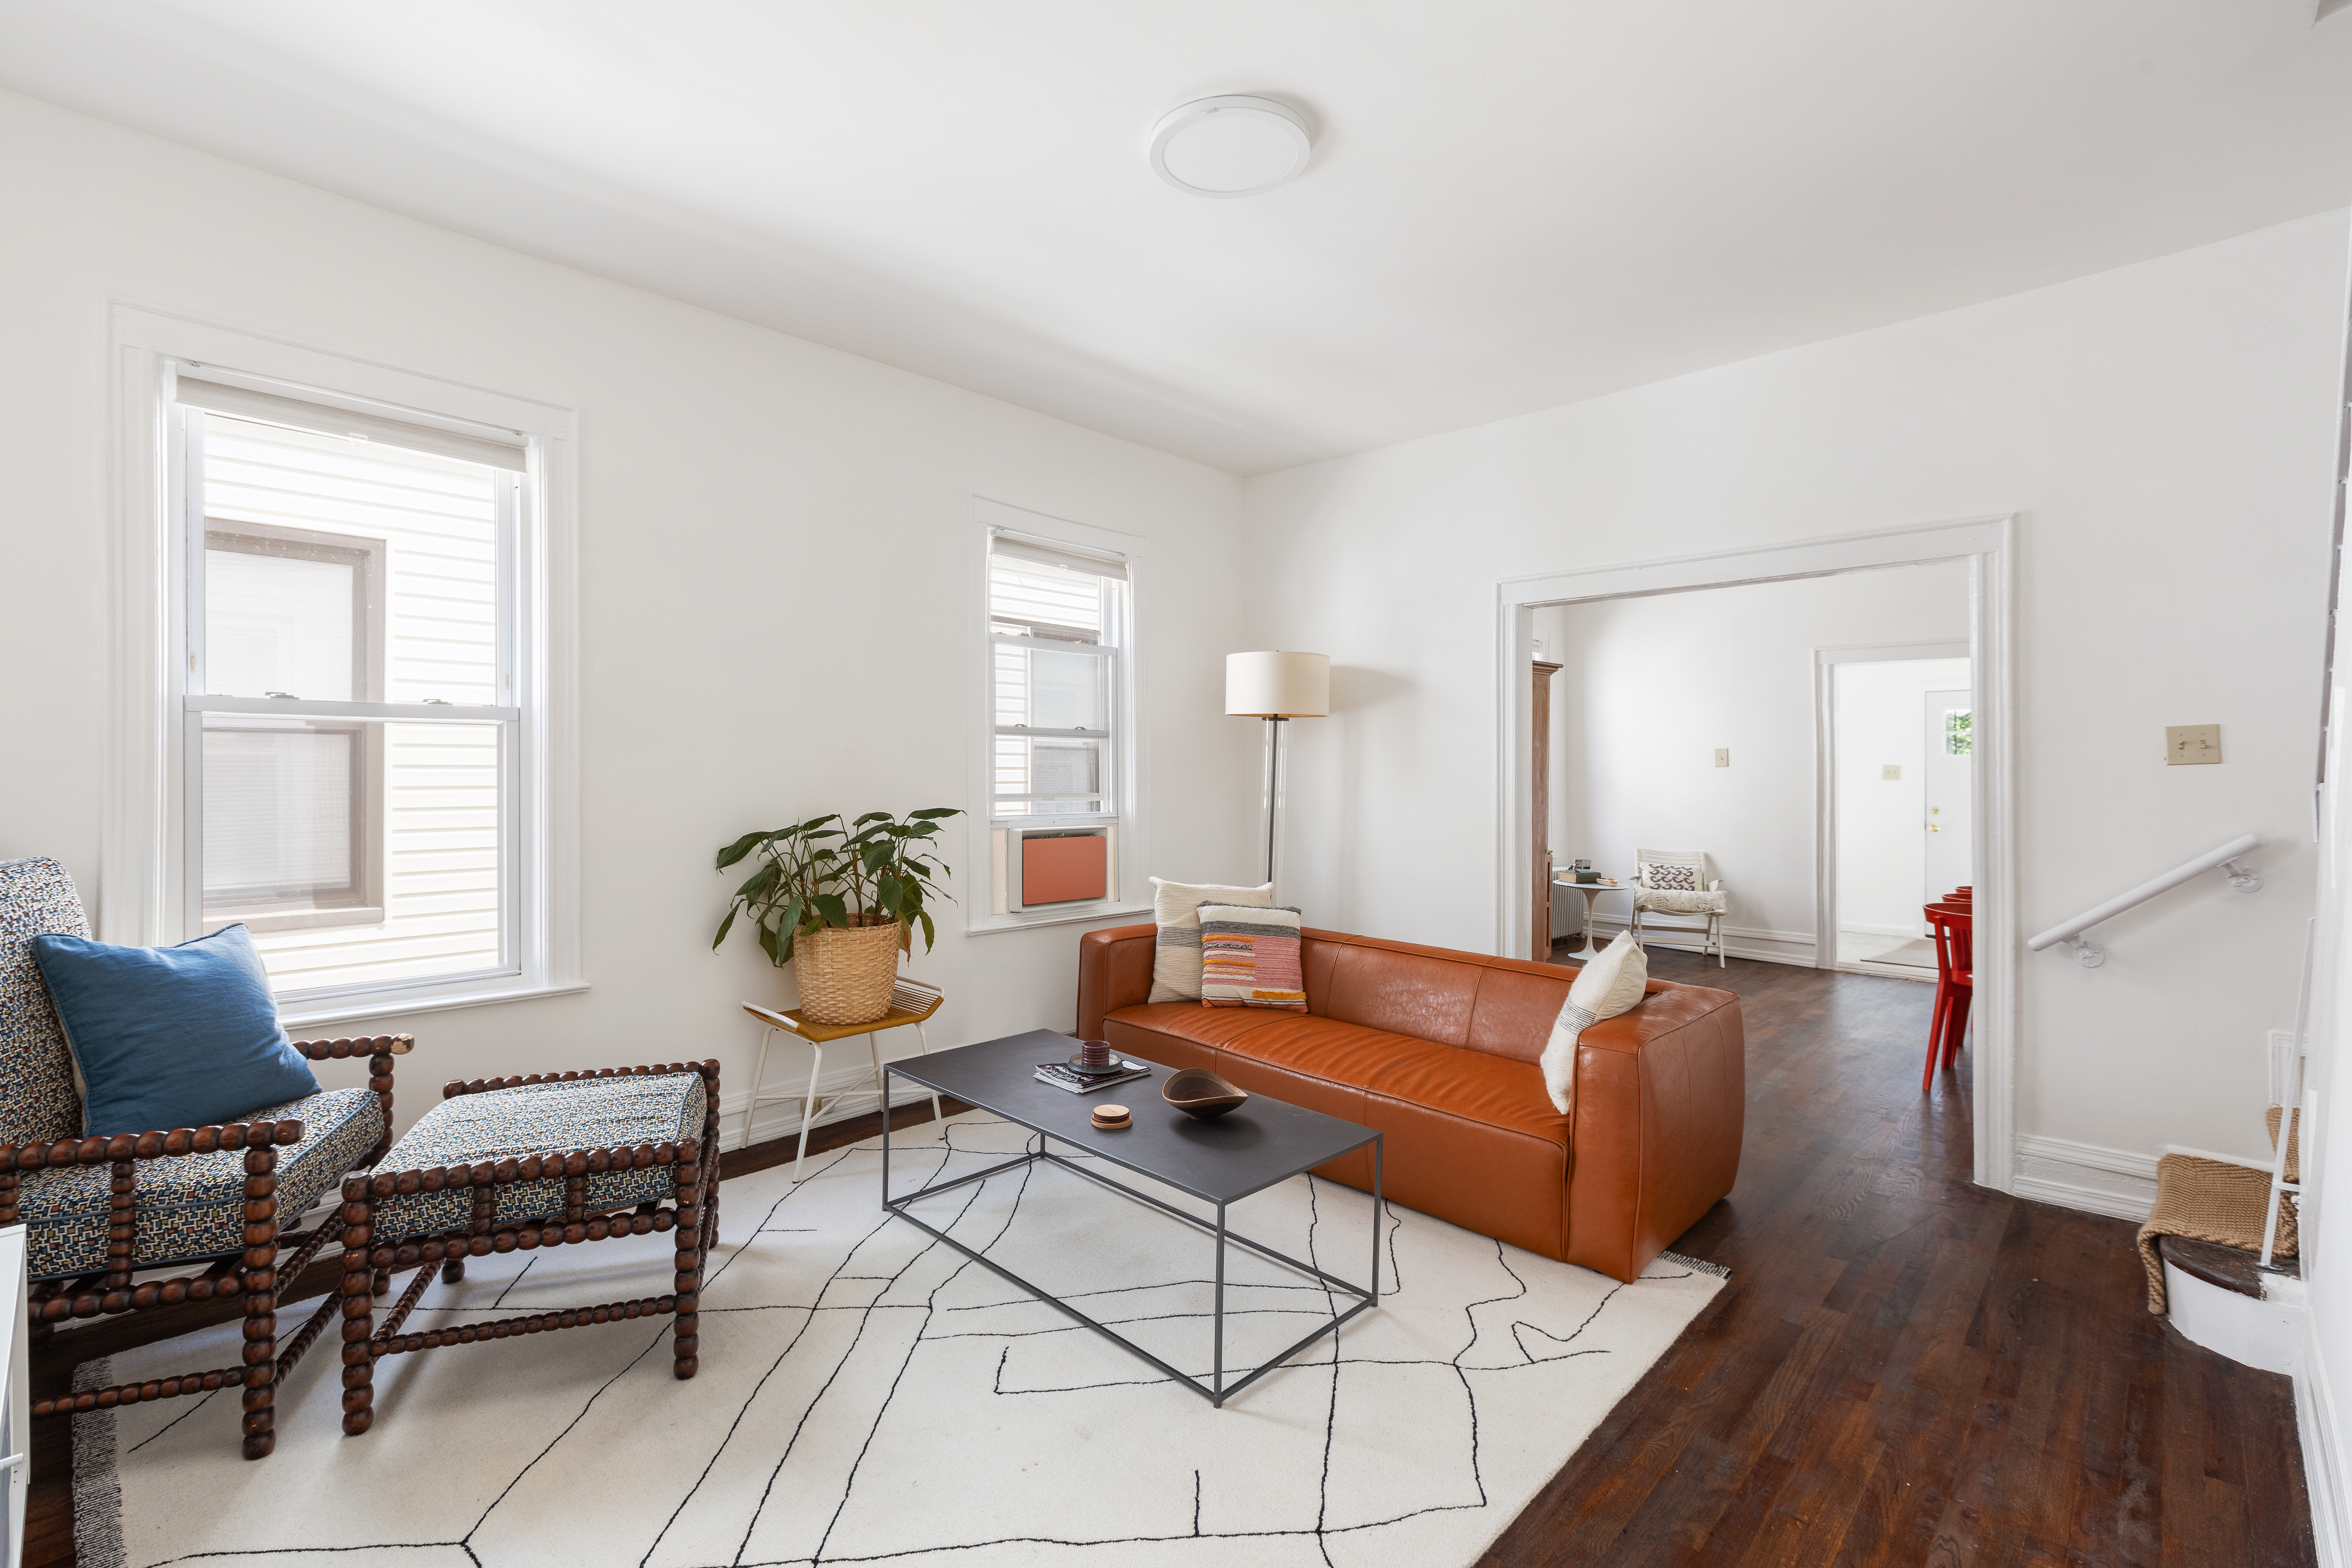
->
[794,918,902,1024]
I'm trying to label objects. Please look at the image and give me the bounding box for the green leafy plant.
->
[712,808,964,965]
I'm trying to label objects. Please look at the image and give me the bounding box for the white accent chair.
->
[1628,848,1728,967]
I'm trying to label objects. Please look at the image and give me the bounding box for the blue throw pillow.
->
[29,924,321,1138]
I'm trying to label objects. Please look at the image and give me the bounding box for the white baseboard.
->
[2010,1134,2159,1222]
[2301,1315,2351,1568]
[1576,915,1817,969]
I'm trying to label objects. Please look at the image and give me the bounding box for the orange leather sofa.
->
[1078,924,1745,1282]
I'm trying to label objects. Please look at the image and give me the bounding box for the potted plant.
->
[713,807,962,1024]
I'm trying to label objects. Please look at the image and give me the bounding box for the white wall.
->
[1534,566,1967,962]
[1245,210,2344,1176]
[0,90,1258,1139]
[1836,656,1973,938]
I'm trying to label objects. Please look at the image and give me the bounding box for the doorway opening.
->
[1528,561,1971,975]
[1825,650,1973,978]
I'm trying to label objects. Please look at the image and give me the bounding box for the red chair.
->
[1923,900,1973,1092]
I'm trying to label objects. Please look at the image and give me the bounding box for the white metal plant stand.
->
[740,978,945,1181]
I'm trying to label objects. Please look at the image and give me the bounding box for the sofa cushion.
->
[1318,943,1480,1046]
[369,1073,708,1240]
[19,1086,384,1280]
[1217,1013,1451,1092]
[1359,1048,1574,1259]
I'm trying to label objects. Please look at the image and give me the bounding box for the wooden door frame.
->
[1494,516,2017,1194]
[1531,659,1562,959]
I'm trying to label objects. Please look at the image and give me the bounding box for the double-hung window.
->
[984,526,1134,917]
[176,376,527,1004]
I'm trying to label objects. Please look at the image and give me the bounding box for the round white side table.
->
[1551,875,1628,958]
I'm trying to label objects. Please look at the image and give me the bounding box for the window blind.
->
[177,375,527,472]
[989,532,1128,581]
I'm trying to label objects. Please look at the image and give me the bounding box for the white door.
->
[1924,688,1973,905]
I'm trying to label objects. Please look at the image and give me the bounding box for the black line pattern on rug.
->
[89,1113,1726,1568]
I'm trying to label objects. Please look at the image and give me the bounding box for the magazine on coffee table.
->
[1033,1060,1152,1094]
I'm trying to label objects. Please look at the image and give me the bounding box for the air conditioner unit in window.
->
[1006,825,1114,912]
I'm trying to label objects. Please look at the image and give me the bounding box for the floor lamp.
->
[1226,651,1330,902]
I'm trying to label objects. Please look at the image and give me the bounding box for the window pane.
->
[205,548,360,701]
[1029,650,1104,731]
[203,713,506,990]
[203,722,361,910]
[994,735,1106,815]
[989,557,1102,640]
[200,413,501,706]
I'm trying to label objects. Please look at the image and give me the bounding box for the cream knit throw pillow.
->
[1148,877,1275,1002]
[1540,931,1648,1114]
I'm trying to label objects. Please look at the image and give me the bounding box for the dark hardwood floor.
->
[1482,945,2316,1567]
[23,956,2317,1566]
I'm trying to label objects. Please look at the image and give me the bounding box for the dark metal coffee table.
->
[881,1028,1383,1408]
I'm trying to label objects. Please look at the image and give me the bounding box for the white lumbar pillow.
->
[1148,877,1276,1002]
[1540,931,1649,1114]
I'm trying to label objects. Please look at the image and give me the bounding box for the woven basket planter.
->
[794,918,901,1024]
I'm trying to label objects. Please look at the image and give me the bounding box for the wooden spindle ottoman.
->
[335,1059,721,1436]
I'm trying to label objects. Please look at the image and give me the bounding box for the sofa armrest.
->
[1077,924,1158,1039]
[1566,983,1745,1282]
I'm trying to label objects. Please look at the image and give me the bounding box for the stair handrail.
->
[2024,833,2264,968]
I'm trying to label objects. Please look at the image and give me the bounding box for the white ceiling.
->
[4,1,2350,475]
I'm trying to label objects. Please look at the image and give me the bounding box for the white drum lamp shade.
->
[1226,652,1330,718]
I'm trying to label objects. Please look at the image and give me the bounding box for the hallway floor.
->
[1498,944,2317,1566]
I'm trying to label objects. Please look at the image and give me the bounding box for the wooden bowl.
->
[1162,1068,1249,1121]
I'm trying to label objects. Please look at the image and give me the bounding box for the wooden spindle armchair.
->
[0,856,411,1458]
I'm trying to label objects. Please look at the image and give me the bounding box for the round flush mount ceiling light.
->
[1148,96,1312,197]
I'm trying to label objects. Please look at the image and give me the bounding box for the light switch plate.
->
[1882,764,1902,780]
[1714,748,1730,768]
[2164,724,2222,765]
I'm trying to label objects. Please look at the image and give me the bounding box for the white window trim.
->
[105,303,583,1026]
[965,497,1153,936]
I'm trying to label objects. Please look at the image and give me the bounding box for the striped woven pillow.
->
[1196,903,1306,1010]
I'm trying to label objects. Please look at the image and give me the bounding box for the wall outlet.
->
[1882,764,1902,780]
[2269,1029,2301,1108]
[2165,724,2221,765]
[1714,748,1730,768]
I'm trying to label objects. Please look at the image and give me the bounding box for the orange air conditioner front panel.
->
[1022,834,1108,905]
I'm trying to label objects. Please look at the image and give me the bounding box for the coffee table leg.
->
[1213,1201,1228,1408]
[1372,1135,1384,1305]
[881,1065,893,1208]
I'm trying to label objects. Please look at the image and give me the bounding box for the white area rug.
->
[74,1112,1724,1568]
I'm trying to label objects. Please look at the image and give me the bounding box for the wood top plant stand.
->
[336,1059,722,1438]
[741,977,944,1180]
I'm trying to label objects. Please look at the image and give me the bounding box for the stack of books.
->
[1034,1059,1152,1094]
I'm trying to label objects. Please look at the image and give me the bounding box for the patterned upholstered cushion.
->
[1639,861,1701,892]
[20,1086,384,1280]
[1197,903,1307,1010]
[0,858,92,1147]
[368,1073,709,1242]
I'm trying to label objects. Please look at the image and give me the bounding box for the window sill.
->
[280,981,589,1032]
[965,904,1152,938]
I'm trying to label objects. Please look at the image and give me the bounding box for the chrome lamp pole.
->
[1225,651,1331,903]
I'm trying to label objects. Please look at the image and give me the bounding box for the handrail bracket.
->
[2224,856,2263,893]
[2066,934,2106,969]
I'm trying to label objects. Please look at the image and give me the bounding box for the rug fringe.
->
[1656,1251,1731,1279]
[72,1354,127,1568]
